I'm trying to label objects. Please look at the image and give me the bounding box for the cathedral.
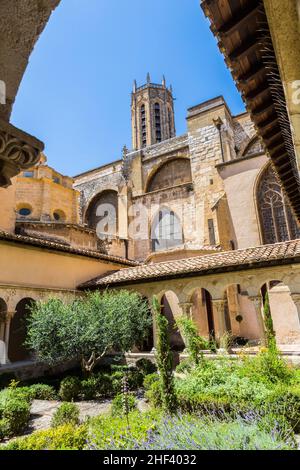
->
[1,74,300,369]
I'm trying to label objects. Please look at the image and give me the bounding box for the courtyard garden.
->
[0,290,300,450]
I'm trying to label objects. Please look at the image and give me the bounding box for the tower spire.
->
[162,75,166,87]
[147,72,151,84]
[133,80,137,93]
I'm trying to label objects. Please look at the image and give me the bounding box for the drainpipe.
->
[213,117,225,163]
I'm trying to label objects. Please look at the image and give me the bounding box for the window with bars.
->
[154,102,161,143]
[258,165,300,244]
[140,104,147,148]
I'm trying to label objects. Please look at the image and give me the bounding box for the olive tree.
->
[26,290,152,375]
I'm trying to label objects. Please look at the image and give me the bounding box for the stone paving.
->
[27,397,149,434]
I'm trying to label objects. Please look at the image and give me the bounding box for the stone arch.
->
[8,298,34,363]
[187,288,215,341]
[150,206,183,252]
[239,135,264,158]
[160,290,185,351]
[53,209,66,222]
[255,163,300,244]
[261,280,300,345]
[85,189,119,234]
[145,157,192,193]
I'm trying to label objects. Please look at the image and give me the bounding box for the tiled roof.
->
[79,239,300,289]
[0,231,139,267]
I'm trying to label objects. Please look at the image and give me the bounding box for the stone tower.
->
[131,74,176,150]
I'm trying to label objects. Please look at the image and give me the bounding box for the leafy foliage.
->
[51,402,80,428]
[111,393,137,417]
[133,413,295,450]
[153,296,177,414]
[176,318,209,365]
[59,376,81,402]
[1,424,88,450]
[263,293,276,349]
[26,291,152,375]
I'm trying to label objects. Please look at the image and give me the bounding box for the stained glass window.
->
[258,165,300,244]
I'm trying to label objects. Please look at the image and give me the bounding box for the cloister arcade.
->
[114,262,300,353]
[1,260,300,366]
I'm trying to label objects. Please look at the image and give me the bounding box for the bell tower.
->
[131,74,176,150]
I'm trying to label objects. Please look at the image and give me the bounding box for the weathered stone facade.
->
[75,93,266,262]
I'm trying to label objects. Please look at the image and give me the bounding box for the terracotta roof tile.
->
[0,231,139,267]
[79,239,300,289]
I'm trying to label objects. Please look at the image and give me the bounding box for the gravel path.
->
[27,397,149,433]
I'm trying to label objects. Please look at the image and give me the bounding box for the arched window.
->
[85,190,118,236]
[258,165,300,244]
[53,210,66,222]
[154,102,161,143]
[147,158,192,193]
[151,208,183,252]
[140,104,147,148]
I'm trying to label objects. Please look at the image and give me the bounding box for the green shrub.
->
[111,393,137,417]
[1,424,88,450]
[239,348,293,385]
[258,386,300,433]
[135,358,157,375]
[127,369,144,390]
[176,359,192,374]
[2,398,30,437]
[96,373,113,397]
[81,376,99,400]
[87,410,161,450]
[143,373,162,408]
[29,384,57,401]
[59,376,81,402]
[51,402,80,428]
[0,419,9,441]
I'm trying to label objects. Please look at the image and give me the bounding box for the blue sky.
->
[11,0,245,177]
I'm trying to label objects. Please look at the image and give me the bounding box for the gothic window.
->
[154,102,161,143]
[140,104,147,148]
[258,165,300,244]
[151,208,183,252]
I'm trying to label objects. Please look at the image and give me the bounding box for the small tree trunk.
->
[81,349,108,377]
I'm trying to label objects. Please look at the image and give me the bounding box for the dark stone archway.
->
[8,298,34,362]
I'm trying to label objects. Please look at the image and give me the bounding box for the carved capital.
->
[0,119,44,187]
[291,293,300,307]
[179,302,193,318]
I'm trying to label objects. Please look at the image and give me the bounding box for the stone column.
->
[249,296,266,346]
[1,314,13,365]
[290,293,300,325]
[212,299,227,342]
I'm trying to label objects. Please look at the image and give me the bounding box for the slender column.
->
[249,296,266,346]
[151,304,159,353]
[179,302,193,319]
[0,321,4,342]
[1,314,13,365]
[212,299,227,341]
[290,293,300,325]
